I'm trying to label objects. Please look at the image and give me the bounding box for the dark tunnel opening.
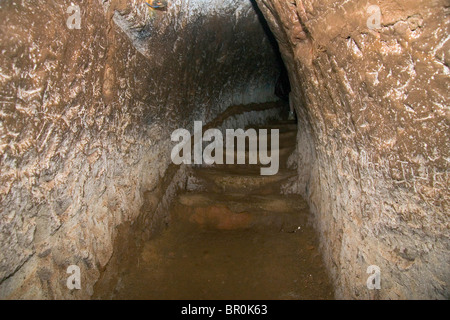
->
[250,0,292,103]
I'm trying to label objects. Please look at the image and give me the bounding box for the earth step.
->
[190,167,297,194]
[223,145,295,164]
[270,129,297,139]
[173,192,309,231]
[237,128,297,139]
[200,140,296,170]
[251,123,298,132]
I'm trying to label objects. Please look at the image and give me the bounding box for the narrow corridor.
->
[93,109,333,299]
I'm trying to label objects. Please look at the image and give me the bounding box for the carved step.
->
[189,167,297,194]
[173,192,309,232]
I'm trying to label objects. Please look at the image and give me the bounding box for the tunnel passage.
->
[0,0,449,300]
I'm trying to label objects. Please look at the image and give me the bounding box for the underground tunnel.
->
[0,0,449,300]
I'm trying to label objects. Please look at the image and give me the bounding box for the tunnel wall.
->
[0,0,279,298]
[256,0,449,299]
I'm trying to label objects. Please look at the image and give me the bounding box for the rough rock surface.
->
[256,0,449,299]
[0,0,279,298]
